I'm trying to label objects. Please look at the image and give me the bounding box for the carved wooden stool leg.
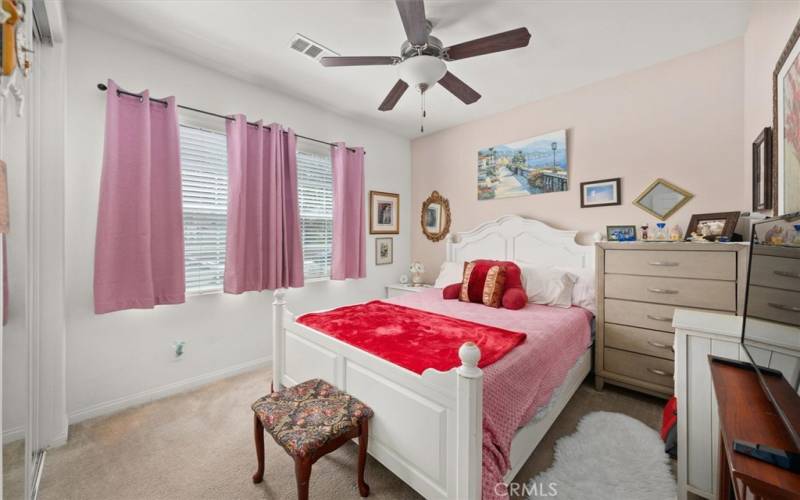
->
[357,419,370,497]
[294,456,313,500]
[252,414,265,484]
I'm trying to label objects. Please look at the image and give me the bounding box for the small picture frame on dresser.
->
[606,225,637,242]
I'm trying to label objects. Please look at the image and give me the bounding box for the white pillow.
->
[557,266,596,314]
[520,266,577,308]
[433,261,463,288]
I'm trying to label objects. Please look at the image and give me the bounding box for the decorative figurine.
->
[670,224,682,241]
[640,223,649,241]
[764,225,785,245]
[655,222,667,240]
[690,232,708,242]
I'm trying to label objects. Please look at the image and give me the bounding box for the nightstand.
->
[385,283,433,298]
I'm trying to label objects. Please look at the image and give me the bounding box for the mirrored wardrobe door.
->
[2,75,28,499]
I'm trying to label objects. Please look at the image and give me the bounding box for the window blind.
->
[179,125,228,294]
[297,150,333,280]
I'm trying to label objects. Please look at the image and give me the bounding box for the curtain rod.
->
[96,83,363,154]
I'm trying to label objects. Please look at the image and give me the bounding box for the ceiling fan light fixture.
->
[397,55,446,92]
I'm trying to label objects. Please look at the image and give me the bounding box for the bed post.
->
[456,342,483,500]
[272,288,287,392]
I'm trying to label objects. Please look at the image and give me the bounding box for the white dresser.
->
[674,310,800,500]
[595,242,749,397]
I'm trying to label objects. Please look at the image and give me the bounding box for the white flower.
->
[409,261,425,274]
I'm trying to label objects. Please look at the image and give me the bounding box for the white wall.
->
[65,21,411,421]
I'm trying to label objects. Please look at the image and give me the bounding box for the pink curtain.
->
[331,143,366,280]
[94,80,185,314]
[224,115,303,293]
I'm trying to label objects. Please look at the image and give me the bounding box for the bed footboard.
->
[272,289,483,500]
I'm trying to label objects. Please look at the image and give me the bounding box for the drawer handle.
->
[774,270,800,279]
[648,261,679,267]
[768,303,800,313]
[647,340,671,350]
[647,368,673,377]
[647,287,678,294]
[646,314,674,322]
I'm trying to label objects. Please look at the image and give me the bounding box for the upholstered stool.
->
[251,379,373,500]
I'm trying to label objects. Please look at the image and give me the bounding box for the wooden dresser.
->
[595,241,749,397]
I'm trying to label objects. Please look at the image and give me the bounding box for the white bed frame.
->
[272,215,595,499]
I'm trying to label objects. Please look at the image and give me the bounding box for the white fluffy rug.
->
[528,411,676,500]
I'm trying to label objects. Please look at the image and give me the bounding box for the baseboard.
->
[68,356,271,425]
[3,425,24,445]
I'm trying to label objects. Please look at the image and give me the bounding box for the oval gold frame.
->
[420,191,452,242]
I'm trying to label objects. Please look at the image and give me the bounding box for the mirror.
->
[420,191,451,242]
[633,178,693,220]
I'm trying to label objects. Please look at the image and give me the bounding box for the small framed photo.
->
[375,237,393,265]
[685,211,741,242]
[369,191,399,234]
[580,178,621,208]
[606,225,637,242]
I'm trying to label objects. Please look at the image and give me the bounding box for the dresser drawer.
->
[749,255,800,292]
[746,285,800,327]
[605,274,736,311]
[604,323,674,360]
[605,250,736,280]
[604,298,726,332]
[603,348,674,390]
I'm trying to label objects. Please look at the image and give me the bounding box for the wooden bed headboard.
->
[445,215,596,269]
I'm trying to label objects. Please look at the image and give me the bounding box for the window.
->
[179,125,228,294]
[179,127,333,292]
[296,149,333,280]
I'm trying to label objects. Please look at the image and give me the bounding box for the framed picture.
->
[752,127,773,212]
[420,190,451,242]
[685,211,741,242]
[477,129,568,200]
[580,178,621,208]
[773,18,800,214]
[375,237,393,265]
[606,225,637,242]
[369,191,399,234]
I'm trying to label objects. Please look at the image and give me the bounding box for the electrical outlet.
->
[173,341,186,358]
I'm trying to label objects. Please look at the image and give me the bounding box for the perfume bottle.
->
[670,224,682,241]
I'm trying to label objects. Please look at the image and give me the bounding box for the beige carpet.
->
[32,368,666,500]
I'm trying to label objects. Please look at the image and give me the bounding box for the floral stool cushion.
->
[252,379,374,458]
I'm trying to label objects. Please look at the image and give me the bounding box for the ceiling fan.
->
[319,0,531,129]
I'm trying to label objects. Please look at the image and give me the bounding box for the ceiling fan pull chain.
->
[420,90,426,133]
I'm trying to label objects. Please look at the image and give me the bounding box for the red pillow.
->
[442,283,461,300]
[459,259,524,307]
[502,287,527,310]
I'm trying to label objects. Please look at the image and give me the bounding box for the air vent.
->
[289,33,338,62]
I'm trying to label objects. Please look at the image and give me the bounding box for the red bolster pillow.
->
[442,283,461,300]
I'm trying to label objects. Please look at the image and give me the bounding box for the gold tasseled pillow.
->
[482,265,507,308]
[459,261,477,302]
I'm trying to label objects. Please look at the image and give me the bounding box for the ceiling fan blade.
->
[444,27,531,61]
[395,0,428,46]
[438,71,481,105]
[378,80,410,111]
[320,56,400,67]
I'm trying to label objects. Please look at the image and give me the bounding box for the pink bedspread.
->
[384,289,592,499]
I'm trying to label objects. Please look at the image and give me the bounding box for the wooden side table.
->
[710,358,800,499]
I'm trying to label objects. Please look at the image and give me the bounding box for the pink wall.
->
[411,40,744,280]
[743,1,800,210]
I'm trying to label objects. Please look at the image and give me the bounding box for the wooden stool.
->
[251,379,373,500]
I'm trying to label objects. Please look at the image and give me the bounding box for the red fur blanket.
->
[297,301,526,375]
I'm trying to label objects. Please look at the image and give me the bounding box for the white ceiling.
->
[65,1,752,138]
